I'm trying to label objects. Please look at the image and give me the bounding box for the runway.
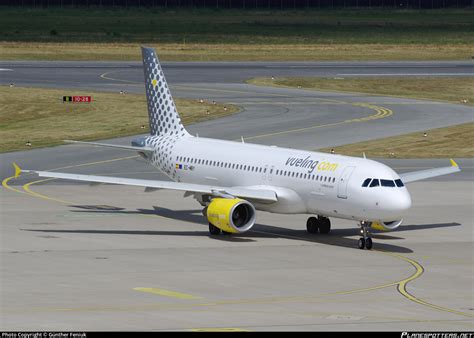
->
[0,61,473,331]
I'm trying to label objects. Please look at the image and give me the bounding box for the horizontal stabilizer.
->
[64,140,154,153]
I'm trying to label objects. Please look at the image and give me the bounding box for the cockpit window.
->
[362,178,372,187]
[395,179,404,187]
[381,179,396,187]
[369,179,380,187]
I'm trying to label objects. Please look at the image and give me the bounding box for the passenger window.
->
[369,179,380,187]
[362,178,371,187]
[381,179,395,187]
[395,179,404,187]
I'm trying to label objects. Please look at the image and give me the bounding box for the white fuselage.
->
[143,135,411,223]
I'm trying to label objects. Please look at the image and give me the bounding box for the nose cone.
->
[397,190,412,212]
[380,190,412,220]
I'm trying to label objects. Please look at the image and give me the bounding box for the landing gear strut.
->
[306,216,331,234]
[209,222,221,236]
[358,221,373,250]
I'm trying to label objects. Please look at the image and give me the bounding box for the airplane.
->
[13,47,461,250]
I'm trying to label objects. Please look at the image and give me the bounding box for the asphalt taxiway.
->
[0,61,473,331]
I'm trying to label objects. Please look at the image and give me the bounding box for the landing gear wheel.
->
[318,217,331,234]
[209,223,221,236]
[365,237,373,250]
[306,217,319,234]
[358,221,373,250]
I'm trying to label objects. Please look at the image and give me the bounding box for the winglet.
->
[13,162,22,178]
[450,159,459,168]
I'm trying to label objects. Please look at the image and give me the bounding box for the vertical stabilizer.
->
[141,47,189,137]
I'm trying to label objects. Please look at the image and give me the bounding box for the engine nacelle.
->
[206,198,256,234]
[371,219,403,231]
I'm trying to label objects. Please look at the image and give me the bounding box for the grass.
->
[247,76,474,158]
[247,77,474,105]
[1,8,473,61]
[0,85,239,153]
[2,42,472,61]
[319,122,474,158]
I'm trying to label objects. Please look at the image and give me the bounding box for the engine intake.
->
[206,198,256,233]
[371,219,403,231]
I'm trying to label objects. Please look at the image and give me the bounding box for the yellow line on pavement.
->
[382,251,474,318]
[133,287,202,300]
[243,103,392,141]
[3,155,140,201]
[2,175,27,195]
[23,178,72,205]
[100,71,141,84]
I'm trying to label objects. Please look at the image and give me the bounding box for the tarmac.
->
[0,61,473,331]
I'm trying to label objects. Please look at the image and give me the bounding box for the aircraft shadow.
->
[25,204,462,253]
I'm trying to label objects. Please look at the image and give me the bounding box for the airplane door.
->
[268,165,274,181]
[337,166,355,199]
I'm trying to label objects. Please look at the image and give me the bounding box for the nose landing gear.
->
[358,221,373,250]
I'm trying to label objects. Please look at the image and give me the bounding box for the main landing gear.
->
[358,221,373,250]
[208,222,222,235]
[306,216,331,234]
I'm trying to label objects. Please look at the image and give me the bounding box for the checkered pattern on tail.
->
[141,47,189,137]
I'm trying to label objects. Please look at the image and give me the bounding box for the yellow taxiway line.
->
[133,287,202,300]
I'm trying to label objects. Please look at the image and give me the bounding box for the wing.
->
[399,159,461,184]
[13,163,277,203]
[64,140,154,154]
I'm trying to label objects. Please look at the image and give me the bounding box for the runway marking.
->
[99,70,396,140]
[133,287,202,300]
[253,230,474,318]
[100,70,140,84]
[3,72,467,318]
[2,155,139,202]
[6,161,471,318]
[23,178,72,205]
[242,103,392,141]
[2,175,27,195]
[382,251,474,318]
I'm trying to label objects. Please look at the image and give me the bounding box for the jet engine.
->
[206,198,256,233]
[371,219,403,231]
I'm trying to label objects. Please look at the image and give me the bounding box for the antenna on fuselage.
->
[241,136,245,143]
[363,152,367,159]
